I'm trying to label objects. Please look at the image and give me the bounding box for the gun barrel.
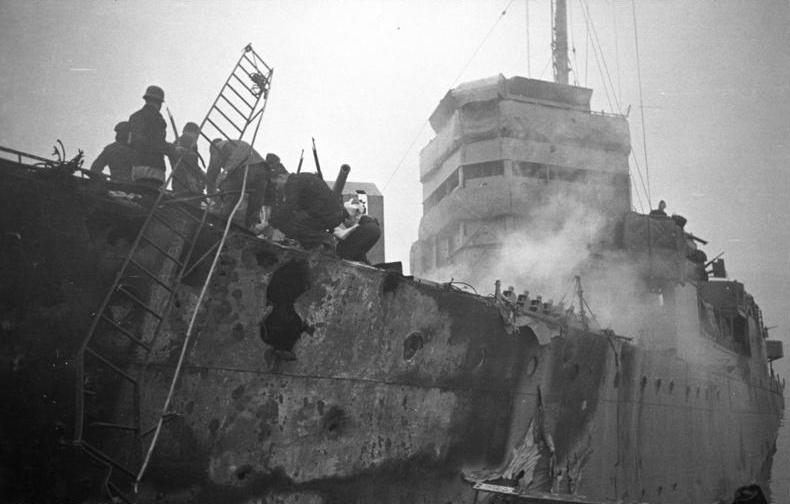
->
[333,164,351,197]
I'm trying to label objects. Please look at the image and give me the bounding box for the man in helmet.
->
[127,85,184,187]
[89,121,134,182]
[169,121,205,195]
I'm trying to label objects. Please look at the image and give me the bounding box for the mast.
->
[552,0,570,84]
[575,275,588,331]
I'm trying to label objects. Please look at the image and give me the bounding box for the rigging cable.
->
[612,0,623,105]
[577,0,622,113]
[629,151,650,213]
[382,0,517,191]
[631,0,652,208]
[525,0,531,77]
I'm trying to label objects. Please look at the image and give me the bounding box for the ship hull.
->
[0,159,784,503]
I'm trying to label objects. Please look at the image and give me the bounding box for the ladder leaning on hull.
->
[72,43,273,502]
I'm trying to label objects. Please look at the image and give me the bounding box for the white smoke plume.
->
[426,181,661,339]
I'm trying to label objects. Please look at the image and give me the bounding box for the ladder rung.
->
[205,118,232,145]
[199,129,227,145]
[151,212,192,242]
[116,286,164,320]
[219,94,249,122]
[241,53,258,71]
[90,421,138,432]
[100,314,154,351]
[231,72,256,96]
[85,347,138,384]
[170,202,204,223]
[211,105,243,134]
[79,439,137,479]
[225,83,255,110]
[127,258,175,292]
[140,234,184,267]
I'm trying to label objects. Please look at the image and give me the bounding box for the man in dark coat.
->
[334,198,381,263]
[169,122,205,195]
[127,85,183,187]
[649,199,668,217]
[89,121,134,182]
[206,139,280,228]
[270,170,345,249]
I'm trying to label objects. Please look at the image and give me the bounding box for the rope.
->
[381,0,516,191]
[525,0,531,77]
[135,67,273,491]
[631,0,651,208]
[611,0,623,105]
[577,0,621,113]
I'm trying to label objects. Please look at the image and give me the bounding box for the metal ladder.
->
[197,43,273,149]
[73,43,273,501]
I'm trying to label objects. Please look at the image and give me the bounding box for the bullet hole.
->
[526,356,538,376]
[655,378,662,393]
[686,385,691,398]
[696,387,701,397]
[657,486,663,495]
[232,322,245,341]
[382,272,400,295]
[466,347,487,370]
[231,384,245,401]
[672,482,678,491]
[208,418,220,437]
[518,326,538,346]
[235,464,253,480]
[613,372,620,388]
[669,381,675,393]
[321,405,347,438]
[256,250,279,268]
[403,331,424,360]
[185,400,195,414]
[569,363,580,380]
[261,261,310,352]
[640,376,647,391]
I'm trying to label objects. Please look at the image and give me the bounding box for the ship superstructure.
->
[410,76,631,282]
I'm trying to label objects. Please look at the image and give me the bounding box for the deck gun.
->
[311,137,323,180]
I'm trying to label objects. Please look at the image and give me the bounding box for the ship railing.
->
[0,145,53,165]
[0,144,97,179]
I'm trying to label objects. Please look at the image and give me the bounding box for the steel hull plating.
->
[0,160,784,503]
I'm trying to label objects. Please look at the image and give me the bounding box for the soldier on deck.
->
[127,85,185,187]
[269,169,345,250]
[649,199,668,217]
[206,139,279,228]
[89,121,134,182]
[333,197,381,263]
[169,122,205,195]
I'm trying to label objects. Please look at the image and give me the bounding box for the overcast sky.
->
[2,0,789,343]
[1,0,790,494]
[2,0,789,328]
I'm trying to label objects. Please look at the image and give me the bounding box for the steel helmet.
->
[143,85,165,102]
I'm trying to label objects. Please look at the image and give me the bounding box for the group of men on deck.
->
[90,85,380,263]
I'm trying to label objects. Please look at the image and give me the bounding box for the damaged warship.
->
[0,7,785,504]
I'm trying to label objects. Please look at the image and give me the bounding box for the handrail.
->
[0,145,54,164]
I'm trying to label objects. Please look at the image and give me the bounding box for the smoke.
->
[427,181,661,338]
